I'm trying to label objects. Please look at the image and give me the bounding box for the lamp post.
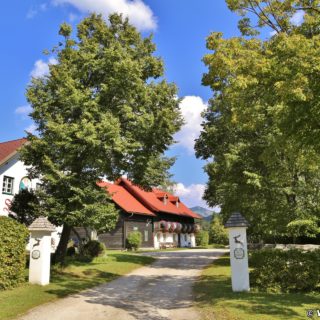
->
[224,212,250,292]
[28,216,56,285]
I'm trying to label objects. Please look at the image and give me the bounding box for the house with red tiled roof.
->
[1,138,201,250]
[96,178,202,249]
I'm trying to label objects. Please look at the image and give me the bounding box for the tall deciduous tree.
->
[22,14,183,261]
[195,0,320,241]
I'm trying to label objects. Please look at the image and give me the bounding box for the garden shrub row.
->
[250,248,320,292]
[0,217,29,290]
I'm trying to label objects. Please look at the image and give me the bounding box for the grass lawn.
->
[0,251,155,320]
[194,255,320,320]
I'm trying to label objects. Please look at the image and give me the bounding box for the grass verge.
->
[0,251,154,320]
[194,255,320,320]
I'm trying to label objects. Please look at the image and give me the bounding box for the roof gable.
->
[0,138,27,166]
[117,178,202,219]
[98,181,155,217]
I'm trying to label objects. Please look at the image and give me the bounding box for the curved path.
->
[18,249,227,320]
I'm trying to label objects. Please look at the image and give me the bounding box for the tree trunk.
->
[54,224,71,264]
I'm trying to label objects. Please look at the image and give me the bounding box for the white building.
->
[0,138,61,251]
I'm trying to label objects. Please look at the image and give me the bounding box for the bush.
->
[210,216,229,245]
[66,246,76,256]
[0,216,29,290]
[82,240,105,257]
[126,231,142,250]
[196,230,209,247]
[250,248,320,292]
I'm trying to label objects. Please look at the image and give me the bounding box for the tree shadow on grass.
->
[195,256,320,319]
[108,253,155,266]
[45,269,118,298]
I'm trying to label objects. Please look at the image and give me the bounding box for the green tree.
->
[195,230,209,247]
[210,216,229,245]
[195,0,320,241]
[9,189,41,226]
[22,14,183,262]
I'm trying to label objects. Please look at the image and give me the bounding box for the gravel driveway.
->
[18,249,227,320]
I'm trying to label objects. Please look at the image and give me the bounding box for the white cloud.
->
[30,57,57,78]
[25,124,37,134]
[27,3,48,19]
[174,96,207,153]
[53,0,157,31]
[290,10,305,26]
[173,182,207,208]
[15,105,32,116]
[68,12,78,22]
[173,182,221,212]
[269,30,277,37]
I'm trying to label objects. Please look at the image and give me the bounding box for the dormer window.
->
[163,195,168,205]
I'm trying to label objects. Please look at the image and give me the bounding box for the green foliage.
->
[21,13,182,259]
[287,219,319,241]
[226,0,320,37]
[210,216,229,245]
[0,217,29,290]
[195,255,320,320]
[199,219,210,232]
[250,249,320,292]
[196,230,209,247]
[82,240,105,257]
[126,231,142,250]
[66,246,76,257]
[195,1,320,241]
[9,189,41,226]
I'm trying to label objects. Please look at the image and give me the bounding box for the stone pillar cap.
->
[28,216,56,232]
[224,212,249,228]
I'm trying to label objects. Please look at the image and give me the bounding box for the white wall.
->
[0,153,61,252]
[180,233,195,247]
[0,154,40,216]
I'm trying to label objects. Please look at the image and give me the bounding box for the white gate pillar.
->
[28,217,56,285]
[225,212,250,292]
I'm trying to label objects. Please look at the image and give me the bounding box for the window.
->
[144,230,148,242]
[2,176,14,194]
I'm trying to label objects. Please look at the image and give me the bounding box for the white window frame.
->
[2,176,14,194]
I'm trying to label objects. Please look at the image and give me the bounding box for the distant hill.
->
[190,206,214,221]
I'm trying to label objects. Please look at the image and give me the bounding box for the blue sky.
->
[0,0,242,209]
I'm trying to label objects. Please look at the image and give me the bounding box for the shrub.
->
[250,248,320,292]
[0,216,29,290]
[196,230,209,247]
[126,231,142,250]
[82,240,105,257]
[210,216,229,245]
[66,246,76,256]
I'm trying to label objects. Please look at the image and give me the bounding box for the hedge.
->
[0,216,29,290]
[250,248,320,292]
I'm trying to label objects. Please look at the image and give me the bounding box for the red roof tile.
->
[0,138,27,165]
[98,181,155,217]
[118,178,202,219]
